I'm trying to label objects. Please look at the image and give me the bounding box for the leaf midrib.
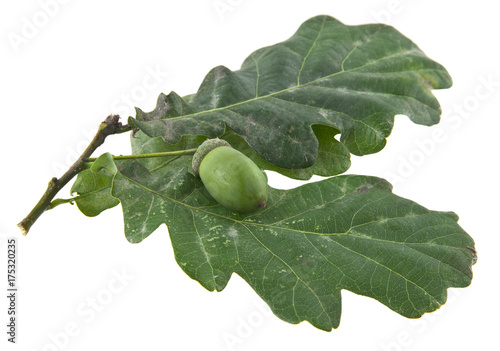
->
[119,171,461,247]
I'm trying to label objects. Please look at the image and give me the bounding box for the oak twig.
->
[18,115,129,235]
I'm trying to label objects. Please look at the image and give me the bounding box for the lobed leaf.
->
[111,161,476,330]
[129,15,451,177]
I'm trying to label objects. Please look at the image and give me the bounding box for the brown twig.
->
[18,115,130,235]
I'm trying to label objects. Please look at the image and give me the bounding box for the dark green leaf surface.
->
[129,15,451,175]
[111,161,475,330]
[223,124,351,180]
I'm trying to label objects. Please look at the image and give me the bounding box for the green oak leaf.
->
[70,152,119,216]
[111,160,476,331]
[129,15,451,176]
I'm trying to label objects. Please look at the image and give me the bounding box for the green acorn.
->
[192,138,268,214]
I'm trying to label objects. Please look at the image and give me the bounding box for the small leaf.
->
[71,153,120,216]
[129,15,451,176]
[111,161,476,331]
[90,152,118,175]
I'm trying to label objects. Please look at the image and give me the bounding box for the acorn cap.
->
[192,138,232,177]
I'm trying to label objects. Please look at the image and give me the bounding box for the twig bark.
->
[18,115,129,235]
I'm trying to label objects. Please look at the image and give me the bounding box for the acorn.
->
[192,138,268,214]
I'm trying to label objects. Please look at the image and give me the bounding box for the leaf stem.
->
[48,197,75,209]
[85,149,197,162]
[18,115,128,236]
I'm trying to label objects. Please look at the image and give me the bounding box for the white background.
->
[1,0,498,350]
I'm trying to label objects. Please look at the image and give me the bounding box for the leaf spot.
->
[357,186,370,194]
[318,109,330,119]
[227,227,238,238]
